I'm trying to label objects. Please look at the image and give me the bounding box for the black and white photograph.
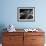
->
[17,7,35,22]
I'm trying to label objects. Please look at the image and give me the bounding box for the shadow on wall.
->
[0,24,7,43]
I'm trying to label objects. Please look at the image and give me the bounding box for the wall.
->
[0,0,46,30]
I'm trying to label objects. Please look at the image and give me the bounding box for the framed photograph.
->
[17,7,35,22]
